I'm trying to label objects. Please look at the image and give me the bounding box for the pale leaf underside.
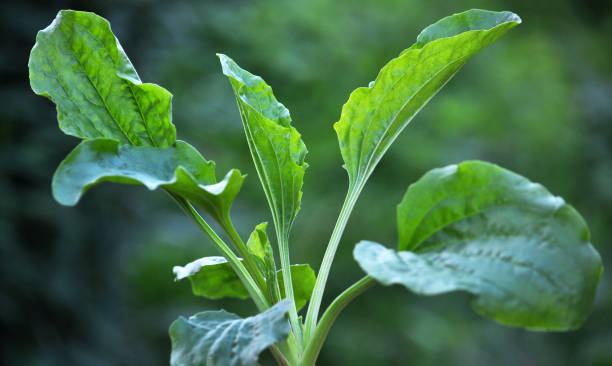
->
[53,138,245,223]
[169,300,292,366]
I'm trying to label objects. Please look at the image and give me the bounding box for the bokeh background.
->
[2,0,611,365]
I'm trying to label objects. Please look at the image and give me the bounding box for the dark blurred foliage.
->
[2,0,611,365]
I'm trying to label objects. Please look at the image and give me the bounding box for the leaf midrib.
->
[423,238,565,292]
[127,83,160,147]
[355,35,485,182]
[392,248,545,311]
[238,97,283,234]
[67,21,137,145]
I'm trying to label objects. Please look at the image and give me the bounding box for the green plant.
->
[29,8,602,366]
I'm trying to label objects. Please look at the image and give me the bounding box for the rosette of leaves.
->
[30,8,603,366]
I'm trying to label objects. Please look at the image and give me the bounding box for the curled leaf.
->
[170,300,292,366]
[354,161,602,330]
[173,257,248,300]
[53,138,245,224]
[175,254,315,310]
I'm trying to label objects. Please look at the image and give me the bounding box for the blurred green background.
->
[2,0,611,365]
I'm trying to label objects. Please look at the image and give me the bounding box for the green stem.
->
[220,214,268,294]
[278,230,304,349]
[167,192,269,311]
[301,276,376,366]
[304,183,362,340]
[270,345,290,366]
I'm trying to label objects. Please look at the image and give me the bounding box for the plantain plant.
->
[29,8,602,366]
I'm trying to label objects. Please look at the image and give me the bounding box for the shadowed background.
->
[2,0,611,365]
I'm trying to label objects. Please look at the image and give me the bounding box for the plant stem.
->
[220,214,268,294]
[270,345,290,366]
[167,191,269,311]
[278,230,304,349]
[303,184,362,340]
[301,276,376,366]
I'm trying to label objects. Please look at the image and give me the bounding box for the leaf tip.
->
[506,11,522,24]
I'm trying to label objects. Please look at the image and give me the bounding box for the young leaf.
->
[219,53,308,334]
[169,300,292,366]
[29,10,175,147]
[247,222,276,280]
[173,257,249,300]
[277,264,316,311]
[175,255,315,310]
[354,161,602,330]
[246,222,279,301]
[218,54,308,240]
[334,10,520,186]
[52,138,245,225]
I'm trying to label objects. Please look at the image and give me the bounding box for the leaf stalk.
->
[277,229,304,349]
[167,191,269,311]
[301,275,376,366]
[304,182,363,340]
[219,214,268,294]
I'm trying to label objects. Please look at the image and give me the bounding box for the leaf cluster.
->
[29,9,602,366]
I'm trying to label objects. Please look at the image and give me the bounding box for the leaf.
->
[334,10,520,186]
[173,257,249,300]
[246,222,278,300]
[52,138,245,224]
[218,54,307,239]
[247,222,276,279]
[277,264,316,311]
[354,161,602,330]
[398,160,578,252]
[176,255,315,309]
[169,300,292,366]
[29,10,175,147]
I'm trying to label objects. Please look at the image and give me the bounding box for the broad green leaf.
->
[277,264,316,311]
[334,10,520,186]
[218,54,307,239]
[52,138,245,224]
[174,257,249,300]
[176,255,315,309]
[29,10,175,147]
[354,161,602,330]
[169,300,291,366]
[246,222,278,301]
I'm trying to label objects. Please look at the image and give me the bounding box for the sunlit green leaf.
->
[30,11,245,224]
[169,300,291,366]
[334,10,520,186]
[52,138,245,224]
[29,10,175,147]
[176,254,314,309]
[174,256,249,300]
[277,264,316,311]
[246,222,278,301]
[218,54,307,240]
[354,161,602,330]
[247,222,276,279]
